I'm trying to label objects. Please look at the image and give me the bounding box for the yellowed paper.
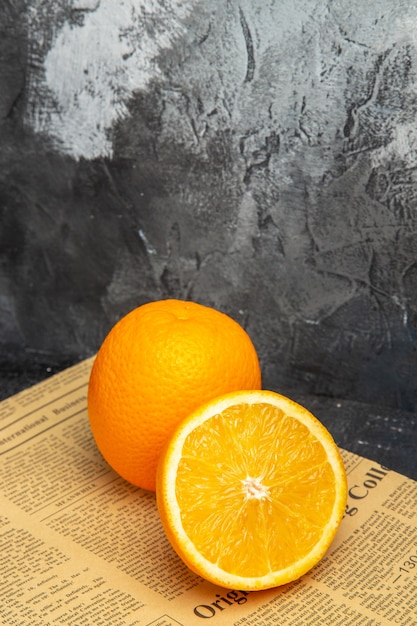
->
[1,358,416,625]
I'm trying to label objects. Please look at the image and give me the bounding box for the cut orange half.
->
[156,390,347,591]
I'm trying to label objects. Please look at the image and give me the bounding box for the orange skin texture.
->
[87,299,261,491]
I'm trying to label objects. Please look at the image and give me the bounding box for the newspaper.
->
[1,357,417,626]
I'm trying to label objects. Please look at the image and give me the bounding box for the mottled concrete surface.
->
[1,0,417,430]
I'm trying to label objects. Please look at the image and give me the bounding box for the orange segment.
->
[156,390,347,590]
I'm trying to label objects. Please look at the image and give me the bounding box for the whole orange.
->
[87,299,261,491]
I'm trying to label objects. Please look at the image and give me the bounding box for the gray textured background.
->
[1,0,417,412]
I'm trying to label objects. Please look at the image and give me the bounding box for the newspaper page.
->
[1,357,417,626]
